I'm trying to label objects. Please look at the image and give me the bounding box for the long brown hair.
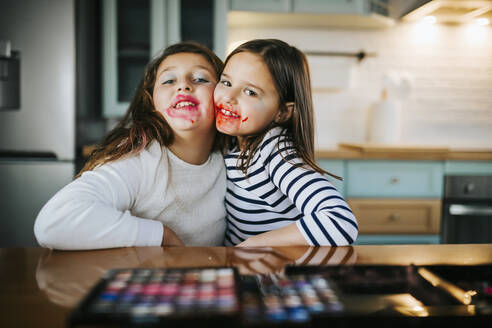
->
[76,42,224,178]
[226,39,340,180]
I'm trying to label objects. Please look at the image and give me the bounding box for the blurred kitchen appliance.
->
[0,0,76,246]
[0,40,20,110]
[441,175,492,244]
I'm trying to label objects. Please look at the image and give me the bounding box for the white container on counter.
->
[367,89,401,144]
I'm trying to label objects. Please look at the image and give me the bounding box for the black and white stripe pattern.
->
[224,127,358,246]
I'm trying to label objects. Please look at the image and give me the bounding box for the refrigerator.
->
[0,0,76,246]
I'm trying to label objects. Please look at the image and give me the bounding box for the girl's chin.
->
[216,116,242,134]
[216,123,238,135]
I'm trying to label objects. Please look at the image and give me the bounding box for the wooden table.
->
[2,244,492,327]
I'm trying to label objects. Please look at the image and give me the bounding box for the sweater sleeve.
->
[263,137,358,246]
[34,153,163,250]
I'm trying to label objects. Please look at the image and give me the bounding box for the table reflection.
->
[227,246,357,275]
[35,247,227,308]
[35,246,356,308]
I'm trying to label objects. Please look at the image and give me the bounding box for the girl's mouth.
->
[216,104,240,119]
[174,100,197,109]
[166,95,201,121]
[171,95,200,111]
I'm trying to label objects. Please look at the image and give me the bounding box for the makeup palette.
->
[69,267,239,327]
[240,273,344,326]
[70,265,492,327]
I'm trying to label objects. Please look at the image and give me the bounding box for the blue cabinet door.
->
[354,234,440,245]
[317,159,345,197]
[346,160,444,198]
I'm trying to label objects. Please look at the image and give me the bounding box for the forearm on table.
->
[239,222,308,247]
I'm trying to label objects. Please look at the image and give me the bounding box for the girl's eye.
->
[220,80,231,87]
[161,79,174,85]
[193,77,209,83]
[245,89,257,97]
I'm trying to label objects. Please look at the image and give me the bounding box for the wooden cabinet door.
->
[348,199,441,234]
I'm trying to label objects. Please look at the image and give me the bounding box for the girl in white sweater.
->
[34,42,227,250]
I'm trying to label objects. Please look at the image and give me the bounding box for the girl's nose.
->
[177,81,192,92]
[221,90,237,105]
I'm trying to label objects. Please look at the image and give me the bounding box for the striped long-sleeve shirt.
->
[224,127,358,246]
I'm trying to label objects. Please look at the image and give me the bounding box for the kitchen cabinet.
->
[102,0,227,117]
[227,0,393,29]
[346,160,444,198]
[316,149,492,245]
[293,0,386,15]
[229,0,291,12]
[346,160,443,245]
[348,199,441,234]
[317,159,345,197]
[229,0,389,16]
[317,159,444,245]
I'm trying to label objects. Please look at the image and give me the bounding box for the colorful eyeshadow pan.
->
[244,274,344,324]
[70,267,240,327]
[71,268,346,326]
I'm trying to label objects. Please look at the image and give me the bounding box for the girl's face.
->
[153,53,217,135]
[214,52,280,141]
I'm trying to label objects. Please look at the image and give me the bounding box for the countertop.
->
[2,244,492,327]
[315,143,492,161]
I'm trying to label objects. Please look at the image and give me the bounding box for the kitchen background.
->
[241,17,492,149]
[1,0,491,246]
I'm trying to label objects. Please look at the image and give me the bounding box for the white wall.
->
[228,22,492,150]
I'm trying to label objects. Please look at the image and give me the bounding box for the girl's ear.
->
[275,102,295,123]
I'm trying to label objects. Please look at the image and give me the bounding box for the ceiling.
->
[401,0,492,24]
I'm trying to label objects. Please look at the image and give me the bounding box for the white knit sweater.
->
[34,141,226,250]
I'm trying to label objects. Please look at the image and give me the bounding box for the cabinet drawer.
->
[348,199,441,234]
[346,160,443,198]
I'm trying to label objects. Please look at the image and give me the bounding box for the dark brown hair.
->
[76,42,225,178]
[226,39,340,180]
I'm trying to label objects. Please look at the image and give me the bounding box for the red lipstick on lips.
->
[216,103,240,120]
[170,94,200,111]
[166,94,201,122]
[216,103,245,131]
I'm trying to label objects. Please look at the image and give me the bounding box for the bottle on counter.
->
[367,88,401,145]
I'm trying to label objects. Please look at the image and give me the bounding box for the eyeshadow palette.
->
[285,265,492,327]
[240,273,344,326]
[69,265,492,327]
[68,267,240,327]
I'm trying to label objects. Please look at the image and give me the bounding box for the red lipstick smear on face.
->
[241,117,248,123]
[166,94,201,121]
[215,104,241,131]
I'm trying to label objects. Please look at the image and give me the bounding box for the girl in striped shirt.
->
[214,39,358,247]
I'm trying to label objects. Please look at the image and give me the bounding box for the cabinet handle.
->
[390,176,400,184]
[463,183,475,194]
[449,204,492,216]
[389,213,400,221]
